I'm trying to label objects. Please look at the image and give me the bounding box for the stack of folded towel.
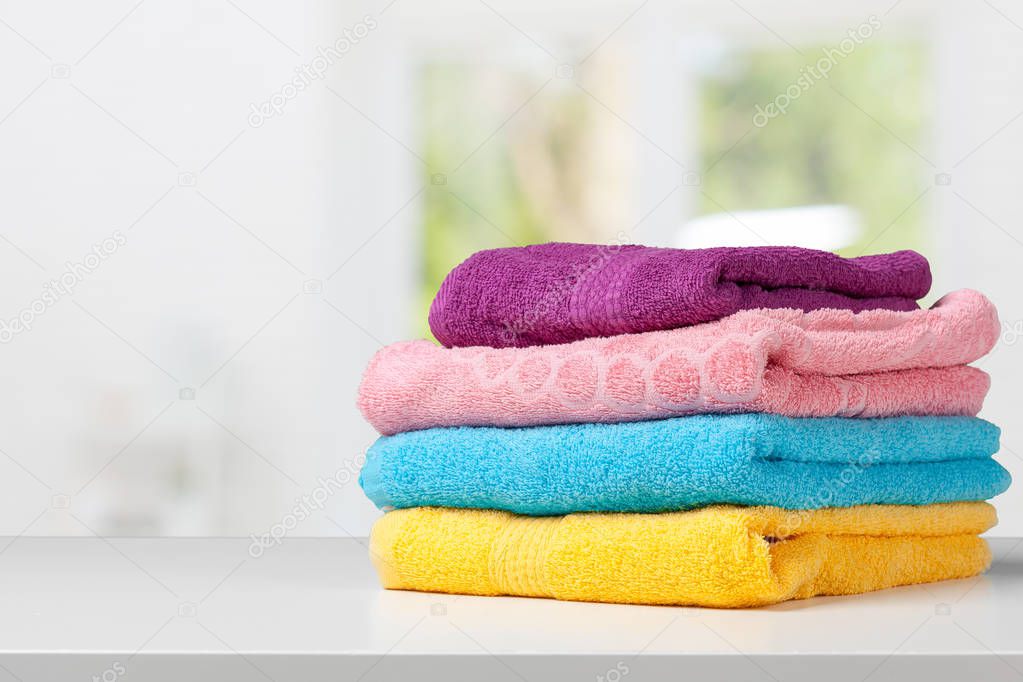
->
[357,243,1011,608]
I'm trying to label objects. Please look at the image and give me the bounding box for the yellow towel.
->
[369,503,995,608]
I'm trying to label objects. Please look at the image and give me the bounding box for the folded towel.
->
[361,414,1010,514]
[361,290,997,434]
[370,502,995,608]
[430,243,932,347]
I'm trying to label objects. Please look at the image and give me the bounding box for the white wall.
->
[931,1,1023,536]
[0,0,393,538]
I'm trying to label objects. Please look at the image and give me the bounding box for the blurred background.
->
[0,0,1019,538]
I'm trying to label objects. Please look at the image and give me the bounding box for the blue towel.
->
[359,415,1010,515]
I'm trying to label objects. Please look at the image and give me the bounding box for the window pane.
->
[695,42,927,256]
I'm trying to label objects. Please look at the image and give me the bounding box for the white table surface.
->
[0,536,1020,681]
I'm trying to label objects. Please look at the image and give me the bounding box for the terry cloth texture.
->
[369,502,995,608]
[360,414,1011,514]
[429,243,932,347]
[360,290,997,434]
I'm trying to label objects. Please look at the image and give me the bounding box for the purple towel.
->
[429,243,932,348]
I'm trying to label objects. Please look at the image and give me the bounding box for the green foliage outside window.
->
[697,42,927,257]
[419,42,927,337]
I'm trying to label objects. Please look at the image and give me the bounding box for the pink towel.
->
[359,290,998,435]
